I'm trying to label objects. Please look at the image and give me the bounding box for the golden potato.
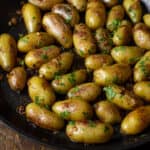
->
[143,14,150,28]
[121,106,150,135]
[66,120,113,144]
[73,23,96,57]
[26,103,64,131]
[52,98,93,120]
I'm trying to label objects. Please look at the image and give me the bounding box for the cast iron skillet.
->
[0,0,150,150]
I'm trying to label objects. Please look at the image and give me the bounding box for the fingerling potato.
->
[143,14,150,28]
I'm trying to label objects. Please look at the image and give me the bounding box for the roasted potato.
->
[28,76,56,106]
[121,106,150,135]
[94,101,121,124]
[133,23,150,50]
[22,3,41,33]
[52,98,93,120]
[52,4,80,26]
[29,0,64,10]
[51,69,87,94]
[143,14,150,28]
[66,120,113,144]
[102,0,119,8]
[111,46,144,65]
[85,0,106,30]
[134,81,150,102]
[104,84,143,110]
[68,82,101,102]
[73,24,96,57]
[0,33,17,72]
[26,103,64,131]
[123,0,142,23]
[93,64,132,86]
[17,32,55,53]
[25,45,61,69]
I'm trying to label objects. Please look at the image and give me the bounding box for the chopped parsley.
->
[110,19,121,31]
[41,54,48,60]
[114,46,126,52]
[72,86,80,93]
[103,86,116,100]
[60,110,70,119]
[112,76,120,84]
[68,72,76,84]
[69,120,75,125]
[129,57,140,64]
[79,49,85,57]
[42,46,50,51]
[88,120,96,127]
[104,126,109,133]
[128,8,136,18]
[18,59,25,66]
[34,96,44,105]
[32,16,36,20]
[65,16,72,24]
[82,112,90,119]
[21,37,29,43]
[45,104,50,110]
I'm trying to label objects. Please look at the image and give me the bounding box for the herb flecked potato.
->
[26,103,64,131]
[39,52,74,80]
[42,13,72,48]
[28,76,56,107]
[0,33,17,72]
[121,106,150,135]
[66,120,114,144]
[52,98,93,120]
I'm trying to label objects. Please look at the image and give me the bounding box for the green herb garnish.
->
[42,46,50,51]
[88,120,96,127]
[41,54,48,60]
[111,19,121,30]
[65,16,72,24]
[104,126,109,133]
[60,111,70,119]
[18,59,25,66]
[68,72,76,84]
[103,86,116,100]
[34,96,44,105]
[21,37,29,43]
[82,112,90,119]
[69,120,75,125]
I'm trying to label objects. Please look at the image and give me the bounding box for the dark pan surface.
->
[1,0,150,150]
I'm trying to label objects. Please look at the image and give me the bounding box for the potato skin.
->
[25,45,61,69]
[102,0,119,8]
[106,5,125,31]
[52,98,93,120]
[123,0,142,23]
[22,3,41,33]
[121,106,150,135]
[67,0,87,12]
[42,13,72,48]
[17,32,54,53]
[134,51,150,82]
[52,4,80,26]
[68,82,101,102]
[111,46,144,65]
[94,101,121,124]
[66,120,113,144]
[26,103,64,131]
[134,81,150,102]
[104,85,143,110]
[93,64,132,86]
[7,67,27,91]
[95,28,113,54]
[28,76,56,106]
[85,54,113,70]
[85,0,106,30]
[51,69,87,94]
[143,14,150,28]
[29,0,64,10]
[73,24,96,57]
[0,33,17,72]
[133,23,150,50]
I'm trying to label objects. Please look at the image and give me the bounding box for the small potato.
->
[26,103,64,131]
[0,33,17,72]
[85,54,113,70]
[73,24,96,57]
[52,98,93,120]
[17,32,55,53]
[29,0,64,10]
[7,67,27,91]
[51,69,87,94]
[121,106,150,135]
[94,101,121,124]
[39,52,74,80]
[104,85,143,110]
[68,82,101,102]
[67,0,87,12]
[102,0,119,8]
[93,64,132,86]
[134,81,150,102]
[106,5,125,31]
[25,45,61,69]
[143,14,150,28]
[85,0,106,30]
[134,51,150,82]
[123,0,142,23]
[95,28,113,54]
[52,4,80,26]
[28,76,56,107]
[66,120,114,144]
[111,46,144,65]
[133,23,150,50]
[22,3,41,33]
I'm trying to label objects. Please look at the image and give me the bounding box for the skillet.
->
[0,0,150,150]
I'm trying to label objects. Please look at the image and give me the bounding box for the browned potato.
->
[102,0,119,8]
[42,13,72,48]
[7,67,27,91]
[143,14,150,28]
